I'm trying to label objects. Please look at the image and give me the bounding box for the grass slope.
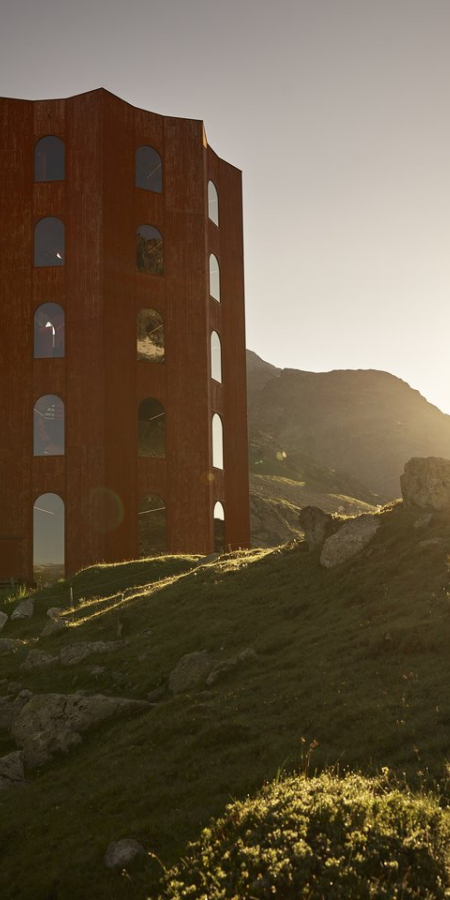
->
[1,503,450,898]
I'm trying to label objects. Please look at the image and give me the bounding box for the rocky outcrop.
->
[401,457,450,510]
[169,651,214,694]
[104,839,146,869]
[298,506,339,550]
[0,751,25,789]
[11,693,149,768]
[320,515,381,568]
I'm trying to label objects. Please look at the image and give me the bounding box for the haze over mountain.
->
[247,350,450,545]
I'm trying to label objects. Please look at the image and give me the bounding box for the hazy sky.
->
[2,0,450,412]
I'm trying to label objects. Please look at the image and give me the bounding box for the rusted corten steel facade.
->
[0,88,250,580]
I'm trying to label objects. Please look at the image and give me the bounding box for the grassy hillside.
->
[1,502,450,897]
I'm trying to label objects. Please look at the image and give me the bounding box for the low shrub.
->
[159,771,450,899]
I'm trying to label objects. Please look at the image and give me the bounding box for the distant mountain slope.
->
[247,352,450,499]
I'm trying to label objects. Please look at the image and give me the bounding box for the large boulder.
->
[401,457,450,510]
[11,692,149,768]
[10,598,34,620]
[298,506,339,550]
[320,515,380,568]
[21,650,57,671]
[169,651,214,694]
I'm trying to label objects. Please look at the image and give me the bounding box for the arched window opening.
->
[137,225,163,275]
[139,494,166,557]
[208,181,219,226]
[209,253,220,302]
[34,136,65,182]
[137,309,164,362]
[34,395,65,456]
[213,500,225,552]
[34,217,65,267]
[34,303,65,358]
[138,398,166,457]
[135,146,162,193]
[212,413,224,469]
[33,493,65,583]
[210,331,222,383]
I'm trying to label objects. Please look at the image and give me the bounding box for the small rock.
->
[60,641,124,667]
[0,611,8,632]
[147,685,167,703]
[0,639,20,654]
[90,665,106,676]
[413,514,433,530]
[169,650,215,694]
[0,751,25,790]
[7,682,23,697]
[320,515,380,569]
[104,839,146,869]
[11,599,34,620]
[207,648,258,686]
[47,607,65,619]
[41,618,67,638]
[417,538,445,549]
[21,650,58,671]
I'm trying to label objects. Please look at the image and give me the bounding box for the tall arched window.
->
[33,493,65,582]
[138,398,166,457]
[213,500,225,552]
[137,310,164,362]
[135,146,162,193]
[34,395,65,456]
[34,217,65,267]
[212,413,224,469]
[210,331,222,383]
[34,303,65,358]
[139,494,166,556]
[208,181,219,225]
[209,253,220,302]
[136,225,163,275]
[34,136,65,182]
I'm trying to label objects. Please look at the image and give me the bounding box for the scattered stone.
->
[104,839,146,869]
[7,682,23,697]
[21,650,57,671]
[0,611,8,632]
[417,538,445,549]
[41,618,67,638]
[320,515,381,569]
[0,751,25,790]
[11,692,150,767]
[206,648,258,686]
[47,607,65,619]
[10,598,34,620]
[298,506,339,550]
[401,457,450,511]
[169,650,215,694]
[0,639,20,654]
[59,641,124,667]
[413,514,433,530]
[90,665,106,676]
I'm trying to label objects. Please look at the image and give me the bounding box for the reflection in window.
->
[210,331,222,383]
[139,494,166,557]
[34,303,65,358]
[136,225,163,275]
[135,146,162,193]
[209,253,220,301]
[34,217,65,267]
[208,181,219,225]
[212,413,223,469]
[137,310,164,362]
[34,136,65,182]
[213,500,225,552]
[33,492,65,582]
[138,398,166,457]
[34,395,65,456]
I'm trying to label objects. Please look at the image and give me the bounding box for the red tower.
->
[0,88,250,582]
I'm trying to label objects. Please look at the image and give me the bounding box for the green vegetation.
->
[0,503,450,898]
[160,770,450,899]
